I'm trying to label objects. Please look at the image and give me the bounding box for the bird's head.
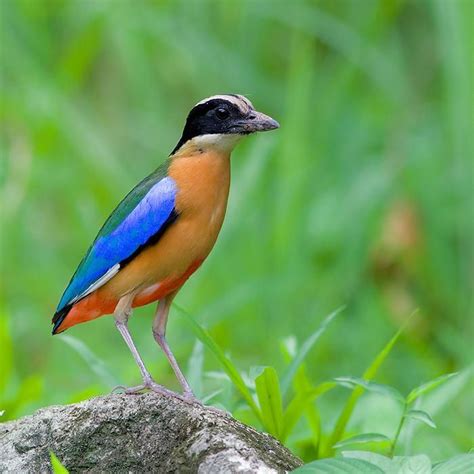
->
[171,94,279,155]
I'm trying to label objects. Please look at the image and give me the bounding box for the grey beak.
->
[233,110,280,134]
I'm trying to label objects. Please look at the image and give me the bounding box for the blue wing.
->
[56,175,177,314]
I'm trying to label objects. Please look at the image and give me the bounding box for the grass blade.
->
[324,312,414,456]
[174,303,261,421]
[50,452,69,474]
[406,373,458,404]
[333,377,405,403]
[60,335,118,388]
[279,342,330,447]
[255,366,283,438]
[281,381,336,442]
[363,310,418,381]
[280,306,344,399]
[333,433,391,449]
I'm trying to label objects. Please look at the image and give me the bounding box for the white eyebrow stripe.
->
[195,94,254,113]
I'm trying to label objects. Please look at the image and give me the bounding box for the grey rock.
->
[0,392,302,473]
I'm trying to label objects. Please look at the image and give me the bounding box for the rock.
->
[0,392,302,473]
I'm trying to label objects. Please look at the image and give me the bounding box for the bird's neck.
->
[171,133,243,157]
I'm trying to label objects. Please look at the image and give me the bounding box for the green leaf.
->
[305,405,322,455]
[421,368,472,416]
[404,409,436,429]
[174,304,261,421]
[255,366,283,438]
[341,451,394,472]
[280,306,344,399]
[291,457,384,473]
[433,453,474,473]
[50,452,69,474]
[324,317,411,456]
[406,373,459,404]
[333,433,391,449]
[334,377,405,403]
[293,365,324,451]
[343,451,432,473]
[392,455,431,473]
[281,382,336,442]
[363,310,417,381]
[249,365,267,384]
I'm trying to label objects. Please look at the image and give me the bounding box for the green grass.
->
[1,0,472,467]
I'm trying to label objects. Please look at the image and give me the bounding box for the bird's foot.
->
[112,383,224,414]
[112,379,198,402]
[175,389,202,406]
[111,375,174,396]
[182,389,198,401]
[111,384,148,395]
[147,380,187,400]
[180,389,227,415]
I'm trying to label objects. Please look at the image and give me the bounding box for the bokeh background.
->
[1,0,472,462]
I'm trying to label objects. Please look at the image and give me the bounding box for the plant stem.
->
[390,402,407,457]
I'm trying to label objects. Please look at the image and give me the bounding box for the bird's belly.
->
[131,257,203,308]
[101,201,227,305]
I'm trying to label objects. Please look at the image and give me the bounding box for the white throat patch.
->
[190,133,244,152]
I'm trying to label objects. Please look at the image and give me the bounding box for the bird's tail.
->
[52,305,72,335]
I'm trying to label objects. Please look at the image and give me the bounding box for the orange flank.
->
[56,259,203,333]
[132,259,203,307]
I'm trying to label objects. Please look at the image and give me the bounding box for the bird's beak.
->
[231,110,280,134]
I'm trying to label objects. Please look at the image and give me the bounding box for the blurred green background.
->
[1,0,472,462]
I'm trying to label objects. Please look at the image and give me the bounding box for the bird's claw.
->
[111,380,194,402]
[112,382,216,412]
[111,384,147,395]
[180,390,227,415]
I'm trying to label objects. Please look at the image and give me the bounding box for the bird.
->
[52,94,279,400]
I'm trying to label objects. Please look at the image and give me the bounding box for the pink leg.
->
[113,294,179,399]
[152,295,195,399]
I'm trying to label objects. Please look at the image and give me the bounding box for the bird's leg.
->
[152,295,195,400]
[113,294,178,399]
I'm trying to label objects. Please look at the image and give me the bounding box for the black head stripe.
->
[171,97,252,155]
[188,99,240,122]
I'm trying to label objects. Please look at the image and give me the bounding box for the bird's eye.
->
[215,108,230,120]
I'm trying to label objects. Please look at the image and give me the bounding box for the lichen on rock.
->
[0,392,302,473]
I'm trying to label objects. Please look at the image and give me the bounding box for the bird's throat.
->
[172,133,243,157]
